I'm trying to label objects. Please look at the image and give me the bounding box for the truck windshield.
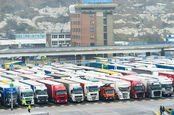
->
[161,84,172,89]
[87,86,98,92]
[55,90,67,95]
[151,85,162,90]
[104,89,114,94]
[134,86,145,92]
[72,88,83,94]
[119,87,129,92]
[22,92,34,97]
[36,89,47,95]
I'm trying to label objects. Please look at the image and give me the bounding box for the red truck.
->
[107,75,145,99]
[99,84,115,100]
[37,80,68,103]
[158,72,174,87]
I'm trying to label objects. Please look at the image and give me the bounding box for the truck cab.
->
[0,83,18,106]
[20,80,48,103]
[12,82,34,105]
[99,84,115,100]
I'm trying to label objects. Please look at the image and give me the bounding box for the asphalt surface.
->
[0,96,173,115]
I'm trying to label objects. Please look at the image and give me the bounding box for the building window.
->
[103,19,107,25]
[65,35,71,38]
[90,13,94,17]
[104,26,107,32]
[52,41,58,45]
[66,41,70,44]
[104,33,107,40]
[59,41,64,44]
[52,35,58,38]
[59,35,64,38]
[90,20,94,25]
[104,40,107,46]
[90,43,95,46]
[90,35,94,39]
[90,28,94,32]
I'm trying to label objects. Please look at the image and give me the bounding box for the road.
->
[0,96,173,115]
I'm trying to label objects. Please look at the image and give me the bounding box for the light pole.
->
[10,83,14,111]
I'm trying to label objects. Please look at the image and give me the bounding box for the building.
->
[46,32,71,47]
[15,33,46,48]
[70,0,115,47]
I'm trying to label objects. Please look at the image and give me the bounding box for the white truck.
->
[12,82,34,105]
[51,79,84,102]
[139,74,173,96]
[126,75,162,98]
[67,77,99,101]
[79,71,131,100]
[20,80,48,103]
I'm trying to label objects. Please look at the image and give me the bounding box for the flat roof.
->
[75,4,116,8]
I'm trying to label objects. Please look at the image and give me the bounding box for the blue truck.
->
[0,83,18,106]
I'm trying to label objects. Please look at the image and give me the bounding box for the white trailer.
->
[51,79,84,102]
[139,74,173,96]
[12,82,34,105]
[20,80,48,103]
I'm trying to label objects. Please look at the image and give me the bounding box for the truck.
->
[158,71,174,87]
[108,75,145,99]
[51,79,84,102]
[12,82,34,105]
[77,71,130,100]
[67,77,99,101]
[125,75,162,98]
[0,83,18,106]
[138,74,173,97]
[99,83,115,101]
[20,80,48,104]
[37,80,68,103]
[83,77,115,101]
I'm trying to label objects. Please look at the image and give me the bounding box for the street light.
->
[10,83,14,111]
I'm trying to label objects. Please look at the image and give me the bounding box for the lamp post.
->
[10,83,14,111]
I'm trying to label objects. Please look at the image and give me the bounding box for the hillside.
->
[0,0,174,43]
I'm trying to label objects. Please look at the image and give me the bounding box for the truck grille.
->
[26,101,31,104]
[154,91,161,96]
[137,93,144,98]
[38,96,47,100]
[123,93,128,99]
[59,97,65,100]
[75,96,82,101]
